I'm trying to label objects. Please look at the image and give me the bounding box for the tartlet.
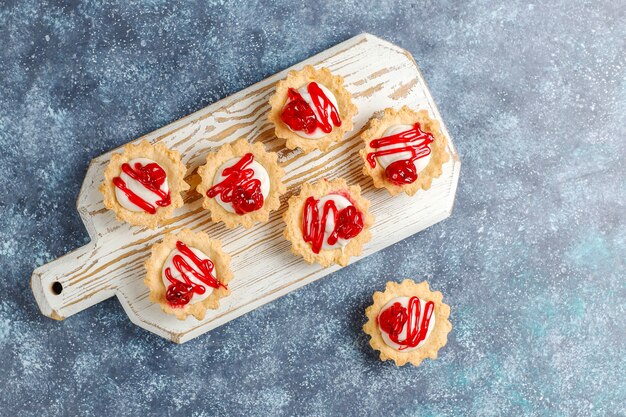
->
[144,229,233,320]
[363,279,452,366]
[359,106,449,196]
[196,139,286,229]
[268,65,357,153]
[100,140,189,228]
[283,178,374,267]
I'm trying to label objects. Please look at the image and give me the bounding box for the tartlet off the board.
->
[363,279,452,366]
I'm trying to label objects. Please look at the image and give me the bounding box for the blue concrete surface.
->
[1,1,625,416]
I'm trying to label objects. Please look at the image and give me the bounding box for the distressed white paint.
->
[30,33,461,343]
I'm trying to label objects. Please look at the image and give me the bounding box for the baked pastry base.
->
[283,178,374,267]
[144,229,233,320]
[100,140,189,228]
[359,106,450,196]
[268,65,357,153]
[196,139,286,229]
[363,279,452,366]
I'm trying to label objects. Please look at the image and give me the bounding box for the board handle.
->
[30,242,116,320]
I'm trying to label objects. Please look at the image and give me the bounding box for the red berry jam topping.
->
[207,153,265,215]
[165,281,194,307]
[366,123,434,186]
[281,89,318,133]
[386,159,419,186]
[113,159,171,214]
[163,241,226,307]
[302,194,364,254]
[378,296,434,350]
[280,82,341,135]
[378,302,408,336]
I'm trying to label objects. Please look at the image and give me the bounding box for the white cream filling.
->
[378,296,436,352]
[285,83,340,139]
[213,157,271,214]
[315,194,353,251]
[114,157,169,212]
[161,245,214,304]
[376,125,432,173]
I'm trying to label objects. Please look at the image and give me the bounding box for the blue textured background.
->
[1,1,625,416]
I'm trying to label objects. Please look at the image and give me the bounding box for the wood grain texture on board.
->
[31,33,461,343]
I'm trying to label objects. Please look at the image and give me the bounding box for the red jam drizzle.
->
[366,123,434,186]
[378,296,434,350]
[207,153,264,215]
[164,241,226,307]
[302,195,364,254]
[280,82,342,135]
[112,161,171,214]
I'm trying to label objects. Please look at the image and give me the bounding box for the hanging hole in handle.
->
[51,281,63,295]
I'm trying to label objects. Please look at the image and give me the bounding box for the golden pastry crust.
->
[363,279,452,366]
[359,107,450,196]
[196,139,286,229]
[283,178,374,267]
[99,141,189,228]
[268,65,357,153]
[144,229,233,320]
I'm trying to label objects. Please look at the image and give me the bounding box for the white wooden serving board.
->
[31,33,460,343]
